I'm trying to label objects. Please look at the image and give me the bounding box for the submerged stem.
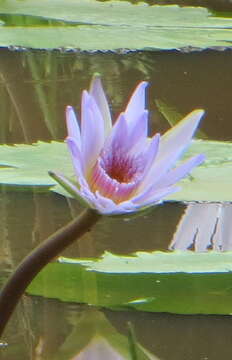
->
[0,208,101,337]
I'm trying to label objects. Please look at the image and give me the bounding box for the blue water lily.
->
[52,76,205,215]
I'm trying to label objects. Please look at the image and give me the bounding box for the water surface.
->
[1,48,232,359]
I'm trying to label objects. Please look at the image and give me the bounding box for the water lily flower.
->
[51,75,205,215]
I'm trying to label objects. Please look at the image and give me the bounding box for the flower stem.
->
[0,208,101,337]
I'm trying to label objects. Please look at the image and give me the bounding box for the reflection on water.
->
[0,191,183,263]
[3,296,232,360]
[1,48,232,359]
[1,49,232,144]
[1,191,232,359]
[170,203,232,251]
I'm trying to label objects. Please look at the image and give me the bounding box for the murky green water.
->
[1,48,232,359]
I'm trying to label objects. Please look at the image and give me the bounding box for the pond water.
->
[1,48,232,359]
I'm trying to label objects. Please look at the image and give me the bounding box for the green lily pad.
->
[0,139,232,202]
[27,251,232,314]
[0,141,70,189]
[0,0,231,50]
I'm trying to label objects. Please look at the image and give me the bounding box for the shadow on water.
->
[1,48,232,359]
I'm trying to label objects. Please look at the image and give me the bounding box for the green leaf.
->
[0,0,231,50]
[167,140,232,202]
[0,141,71,189]
[1,139,232,202]
[27,251,232,314]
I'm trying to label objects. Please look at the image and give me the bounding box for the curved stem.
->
[0,208,101,337]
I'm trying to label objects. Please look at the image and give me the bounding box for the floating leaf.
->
[0,140,232,202]
[0,0,231,50]
[0,142,71,189]
[27,251,232,314]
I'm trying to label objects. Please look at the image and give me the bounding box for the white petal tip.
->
[92,72,101,80]
[65,106,73,118]
[140,81,149,87]
[196,109,205,115]
[190,109,205,120]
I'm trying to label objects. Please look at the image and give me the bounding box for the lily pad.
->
[0,141,70,189]
[1,139,232,202]
[0,0,231,50]
[27,251,232,314]
[1,140,232,202]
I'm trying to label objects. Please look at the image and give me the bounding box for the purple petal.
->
[134,154,204,205]
[159,109,204,162]
[140,110,204,190]
[132,185,180,206]
[141,186,181,207]
[104,112,128,152]
[66,106,81,148]
[127,110,148,152]
[66,136,84,177]
[140,133,160,178]
[94,191,136,215]
[81,91,105,175]
[124,81,148,129]
[89,74,112,137]
[154,154,205,189]
[94,191,119,214]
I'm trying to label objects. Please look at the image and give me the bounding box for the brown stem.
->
[0,208,101,337]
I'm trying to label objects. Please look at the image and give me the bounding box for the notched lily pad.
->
[0,139,232,202]
[0,0,231,50]
[27,251,232,314]
[0,141,70,188]
[0,140,232,202]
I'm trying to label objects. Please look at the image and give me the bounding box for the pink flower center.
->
[89,148,144,203]
[101,151,138,183]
